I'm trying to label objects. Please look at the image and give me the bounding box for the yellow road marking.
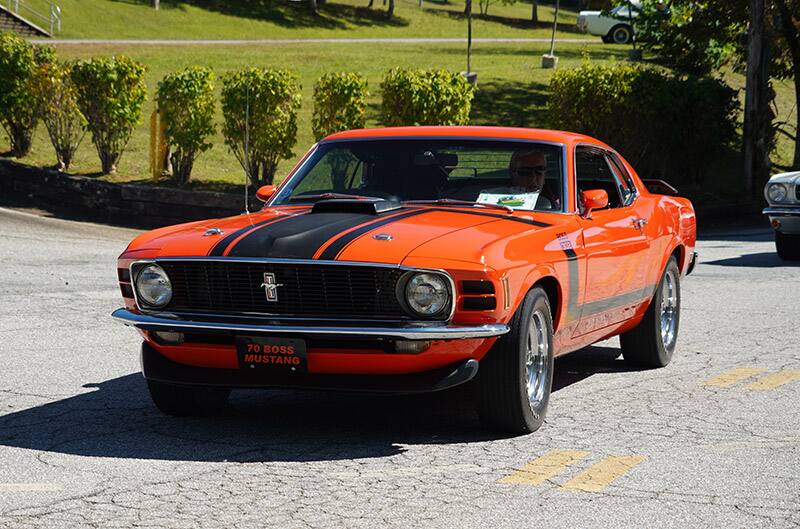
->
[744,370,800,391]
[499,450,589,485]
[703,367,767,387]
[0,483,62,492]
[560,455,646,493]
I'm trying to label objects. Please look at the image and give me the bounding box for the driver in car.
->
[478,150,560,210]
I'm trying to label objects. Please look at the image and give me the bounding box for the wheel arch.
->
[533,276,562,332]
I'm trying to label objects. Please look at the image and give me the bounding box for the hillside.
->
[31,0,584,40]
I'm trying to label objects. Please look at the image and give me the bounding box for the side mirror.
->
[256,185,277,202]
[580,189,609,218]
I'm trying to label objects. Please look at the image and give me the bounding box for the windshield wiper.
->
[403,198,514,214]
[288,192,385,202]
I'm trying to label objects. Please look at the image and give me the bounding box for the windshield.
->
[272,139,565,212]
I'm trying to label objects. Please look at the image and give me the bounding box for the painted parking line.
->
[703,367,767,387]
[499,449,589,485]
[744,370,800,391]
[0,483,62,492]
[560,455,646,493]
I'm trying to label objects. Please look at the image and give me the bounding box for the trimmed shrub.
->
[33,61,86,171]
[312,72,368,141]
[548,63,738,186]
[71,56,147,174]
[0,34,54,157]
[381,68,474,127]
[221,68,301,186]
[156,67,216,185]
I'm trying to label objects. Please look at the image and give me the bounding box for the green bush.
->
[312,72,368,141]
[548,63,739,186]
[381,68,474,127]
[156,67,216,185]
[33,61,86,171]
[221,68,301,186]
[71,56,147,174]
[0,34,54,157]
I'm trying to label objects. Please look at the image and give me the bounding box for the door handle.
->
[632,218,648,230]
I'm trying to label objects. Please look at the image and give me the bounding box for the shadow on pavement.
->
[0,345,635,463]
[703,251,795,268]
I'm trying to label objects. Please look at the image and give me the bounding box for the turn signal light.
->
[393,340,431,353]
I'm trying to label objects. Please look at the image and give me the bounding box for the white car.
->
[764,171,800,260]
[577,1,640,44]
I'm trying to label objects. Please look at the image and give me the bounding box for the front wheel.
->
[475,286,554,434]
[776,231,800,260]
[620,256,680,368]
[609,24,633,44]
[147,380,231,416]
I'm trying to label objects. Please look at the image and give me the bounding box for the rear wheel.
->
[147,380,230,416]
[601,34,613,43]
[609,24,633,44]
[620,256,680,368]
[776,232,800,260]
[475,287,554,434]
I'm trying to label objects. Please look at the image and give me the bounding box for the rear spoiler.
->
[642,179,679,196]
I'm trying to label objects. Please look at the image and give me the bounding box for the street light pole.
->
[542,0,560,68]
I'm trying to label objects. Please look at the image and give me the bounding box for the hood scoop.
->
[311,198,402,215]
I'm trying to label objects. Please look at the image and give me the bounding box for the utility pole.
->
[743,0,769,197]
[542,0,560,68]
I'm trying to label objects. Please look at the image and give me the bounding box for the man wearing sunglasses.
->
[477,150,560,210]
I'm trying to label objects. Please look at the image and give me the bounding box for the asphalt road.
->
[0,207,798,529]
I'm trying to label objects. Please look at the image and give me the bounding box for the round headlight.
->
[135,264,172,308]
[404,273,450,317]
[768,183,788,203]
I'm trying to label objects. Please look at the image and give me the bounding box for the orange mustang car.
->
[113,126,697,433]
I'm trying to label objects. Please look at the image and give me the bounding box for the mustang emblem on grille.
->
[260,272,283,302]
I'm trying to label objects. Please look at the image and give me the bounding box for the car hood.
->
[767,171,800,186]
[125,205,550,265]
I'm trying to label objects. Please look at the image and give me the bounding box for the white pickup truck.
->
[577,1,641,44]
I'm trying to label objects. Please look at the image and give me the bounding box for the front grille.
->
[796,186,800,201]
[157,260,410,320]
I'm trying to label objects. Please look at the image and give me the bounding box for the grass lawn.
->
[2,40,796,202]
[28,0,584,40]
[3,40,632,191]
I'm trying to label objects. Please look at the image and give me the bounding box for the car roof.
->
[321,126,608,148]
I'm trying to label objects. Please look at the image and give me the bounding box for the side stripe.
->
[563,247,581,324]
[317,209,431,260]
[579,285,654,317]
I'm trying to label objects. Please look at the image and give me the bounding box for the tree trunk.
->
[742,0,770,197]
[308,0,317,13]
[531,0,538,22]
[152,0,159,10]
[387,0,394,19]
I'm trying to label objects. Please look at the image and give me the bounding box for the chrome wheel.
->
[612,26,632,44]
[660,269,678,349]
[525,310,548,409]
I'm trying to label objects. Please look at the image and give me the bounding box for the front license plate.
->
[236,336,307,373]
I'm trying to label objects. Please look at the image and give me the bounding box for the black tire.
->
[776,232,800,260]
[620,256,680,368]
[601,34,613,44]
[475,286,554,434]
[147,380,231,416]
[609,24,633,44]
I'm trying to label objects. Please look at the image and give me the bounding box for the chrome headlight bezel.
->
[133,263,173,309]
[767,183,789,203]
[397,271,452,319]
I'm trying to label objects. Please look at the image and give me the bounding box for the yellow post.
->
[157,111,169,176]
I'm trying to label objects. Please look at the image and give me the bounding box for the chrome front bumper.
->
[111,309,510,340]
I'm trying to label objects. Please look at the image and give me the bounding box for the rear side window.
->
[575,147,623,208]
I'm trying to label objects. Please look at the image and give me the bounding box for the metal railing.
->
[4,0,61,34]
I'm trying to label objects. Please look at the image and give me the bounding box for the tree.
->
[771,0,800,169]
[0,35,54,157]
[71,56,147,174]
[156,67,216,185]
[34,61,86,171]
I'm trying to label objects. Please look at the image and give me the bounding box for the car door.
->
[574,146,651,337]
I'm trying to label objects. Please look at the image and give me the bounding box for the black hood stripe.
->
[226,210,407,259]
[207,213,303,257]
[317,209,431,260]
